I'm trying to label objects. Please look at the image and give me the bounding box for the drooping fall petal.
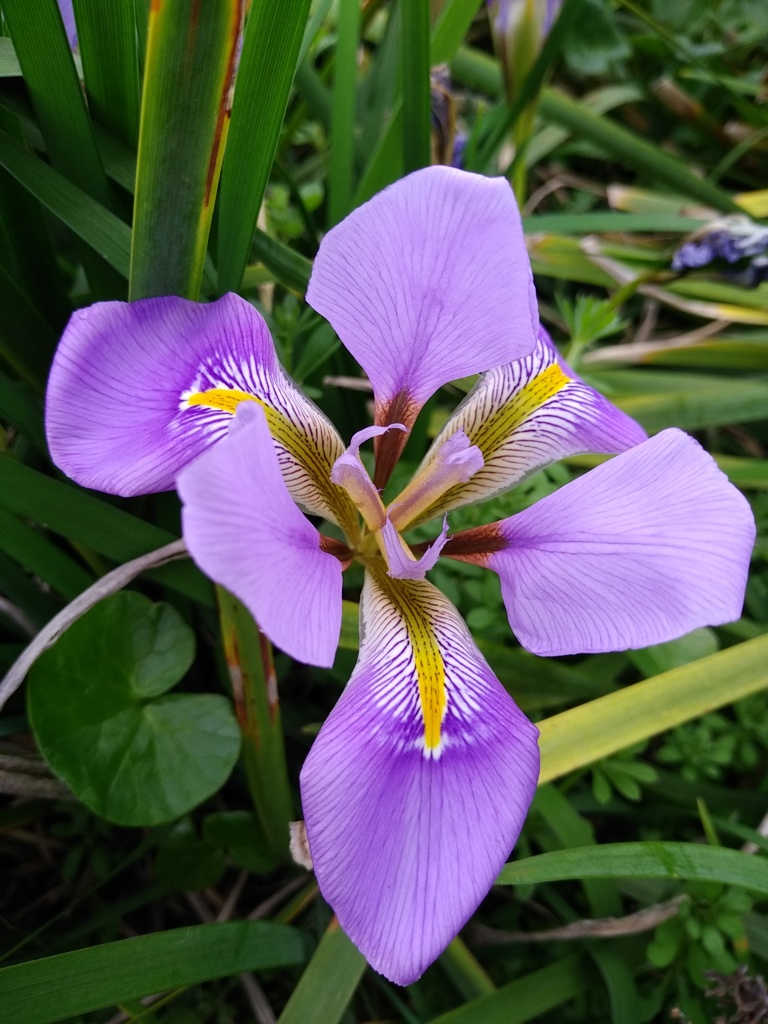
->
[300,569,539,984]
[46,293,358,534]
[178,403,343,668]
[474,429,755,655]
[394,327,647,528]
[306,167,538,443]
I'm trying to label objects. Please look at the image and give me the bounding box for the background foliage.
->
[1,0,768,1021]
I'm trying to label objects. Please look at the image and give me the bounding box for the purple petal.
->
[485,429,755,655]
[46,294,357,531]
[389,430,484,530]
[345,423,408,456]
[402,326,647,526]
[330,424,406,530]
[382,515,449,580]
[178,403,343,667]
[300,570,539,984]
[306,167,538,420]
[58,0,78,50]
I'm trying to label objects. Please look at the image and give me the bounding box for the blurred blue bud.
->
[672,217,768,287]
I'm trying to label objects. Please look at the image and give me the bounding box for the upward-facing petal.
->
[392,327,647,528]
[178,404,343,668]
[475,429,755,655]
[300,568,539,984]
[46,293,358,534]
[306,167,538,437]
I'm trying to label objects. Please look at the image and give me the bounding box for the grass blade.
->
[218,590,293,862]
[431,0,486,65]
[0,262,57,390]
[539,87,744,215]
[428,955,589,1024]
[354,0,480,205]
[130,0,242,299]
[249,228,312,293]
[72,0,141,146]
[0,506,94,601]
[400,0,431,174]
[277,919,366,1024]
[217,0,312,293]
[0,457,210,604]
[1,0,124,297]
[475,0,590,172]
[498,841,768,893]
[587,367,768,433]
[0,107,69,329]
[0,127,131,277]
[0,0,111,206]
[0,921,306,1024]
[538,634,768,785]
[328,0,362,224]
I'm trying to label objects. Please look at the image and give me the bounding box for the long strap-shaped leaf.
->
[72,0,141,147]
[0,921,307,1024]
[539,633,768,784]
[1,0,124,298]
[217,0,312,291]
[277,919,366,1024]
[428,955,589,1024]
[130,0,243,300]
[0,127,131,277]
[498,841,768,892]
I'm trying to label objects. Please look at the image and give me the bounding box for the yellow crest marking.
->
[382,576,446,752]
[187,388,263,415]
[471,362,570,458]
[411,362,571,525]
[186,387,360,539]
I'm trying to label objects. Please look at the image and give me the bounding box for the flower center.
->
[387,430,484,530]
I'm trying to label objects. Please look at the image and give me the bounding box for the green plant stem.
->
[218,588,293,862]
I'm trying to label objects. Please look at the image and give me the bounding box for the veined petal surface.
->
[178,404,343,668]
[46,293,357,533]
[482,429,755,655]
[300,569,539,984]
[399,328,647,527]
[306,167,538,421]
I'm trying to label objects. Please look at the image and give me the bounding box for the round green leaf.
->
[28,592,241,826]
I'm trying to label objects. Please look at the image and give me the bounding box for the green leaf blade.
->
[498,842,768,895]
[0,921,307,1024]
[277,921,366,1024]
[72,0,141,147]
[217,0,312,292]
[538,634,768,785]
[0,128,131,278]
[130,0,242,299]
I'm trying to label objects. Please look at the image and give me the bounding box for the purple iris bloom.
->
[45,167,755,984]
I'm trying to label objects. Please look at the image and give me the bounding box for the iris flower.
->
[46,168,754,984]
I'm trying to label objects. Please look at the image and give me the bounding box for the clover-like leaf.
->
[28,592,241,826]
